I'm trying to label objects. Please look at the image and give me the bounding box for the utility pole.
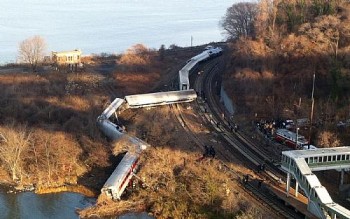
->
[191,36,193,48]
[308,73,315,149]
[296,127,299,149]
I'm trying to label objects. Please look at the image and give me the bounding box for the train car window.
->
[333,155,336,161]
[309,157,314,163]
[318,157,323,162]
[342,155,346,160]
[337,155,341,161]
[323,156,327,162]
[347,155,350,160]
[305,158,308,163]
[328,156,332,162]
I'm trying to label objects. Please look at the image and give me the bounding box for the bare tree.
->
[220,2,258,40]
[18,35,47,72]
[0,124,32,182]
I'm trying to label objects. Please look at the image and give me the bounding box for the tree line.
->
[220,0,350,146]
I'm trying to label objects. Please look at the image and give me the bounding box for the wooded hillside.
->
[222,0,350,146]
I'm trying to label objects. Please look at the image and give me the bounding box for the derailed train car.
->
[179,46,223,90]
[98,47,222,201]
[125,90,197,108]
[101,151,140,200]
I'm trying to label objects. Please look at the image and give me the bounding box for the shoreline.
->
[35,184,98,198]
[0,179,98,198]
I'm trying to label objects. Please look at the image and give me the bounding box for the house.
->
[51,49,82,71]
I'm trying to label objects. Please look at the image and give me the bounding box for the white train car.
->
[125,90,197,108]
[178,47,223,90]
[179,58,201,90]
[98,47,222,201]
[100,98,125,119]
[208,47,223,57]
[97,118,124,141]
[191,50,211,62]
[101,151,140,200]
[179,68,190,90]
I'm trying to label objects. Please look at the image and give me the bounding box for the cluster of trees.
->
[221,0,350,146]
[117,44,155,72]
[221,0,348,42]
[0,123,84,184]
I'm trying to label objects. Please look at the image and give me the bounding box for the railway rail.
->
[171,56,304,219]
[98,46,305,218]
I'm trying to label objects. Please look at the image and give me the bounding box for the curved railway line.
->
[170,56,304,219]
[97,47,310,218]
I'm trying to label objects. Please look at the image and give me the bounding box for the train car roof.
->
[314,186,333,204]
[125,90,197,108]
[181,59,198,72]
[305,174,321,187]
[276,128,295,136]
[101,98,125,119]
[191,51,209,61]
[208,47,223,53]
[103,152,139,188]
[326,203,350,218]
[294,158,312,175]
[282,146,350,159]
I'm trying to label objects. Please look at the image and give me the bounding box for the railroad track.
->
[170,56,304,219]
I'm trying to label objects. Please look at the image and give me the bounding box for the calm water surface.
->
[0,0,240,64]
[0,189,95,219]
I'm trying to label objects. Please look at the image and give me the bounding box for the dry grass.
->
[0,45,195,191]
[79,147,266,219]
[0,45,268,218]
[36,184,97,197]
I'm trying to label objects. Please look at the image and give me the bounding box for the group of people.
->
[203,145,216,158]
[242,174,264,189]
[197,145,216,162]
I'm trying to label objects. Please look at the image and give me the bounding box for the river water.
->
[0,188,95,219]
[0,0,238,64]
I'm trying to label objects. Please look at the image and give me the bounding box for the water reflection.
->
[0,188,95,219]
